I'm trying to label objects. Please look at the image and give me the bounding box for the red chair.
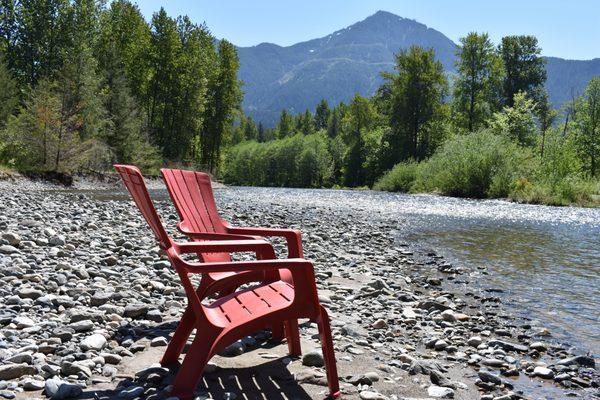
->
[160,168,304,259]
[114,165,340,400]
[160,168,304,342]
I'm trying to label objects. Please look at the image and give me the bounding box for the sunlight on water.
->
[217,187,600,354]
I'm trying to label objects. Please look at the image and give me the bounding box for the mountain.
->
[236,10,600,126]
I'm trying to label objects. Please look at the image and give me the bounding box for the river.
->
[213,187,600,357]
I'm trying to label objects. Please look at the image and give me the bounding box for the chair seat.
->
[204,281,295,328]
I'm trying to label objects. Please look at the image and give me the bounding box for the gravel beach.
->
[0,179,597,400]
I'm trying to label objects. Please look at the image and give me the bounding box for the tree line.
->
[0,0,241,173]
[225,33,599,205]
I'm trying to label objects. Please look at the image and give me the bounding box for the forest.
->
[225,35,600,206]
[0,0,240,173]
[0,2,598,206]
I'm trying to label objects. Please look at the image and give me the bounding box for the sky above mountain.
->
[135,0,599,60]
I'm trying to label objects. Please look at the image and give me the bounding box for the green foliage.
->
[373,161,419,192]
[0,54,18,127]
[381,46,448,168]
[417,130,532,198]
[453,32,503,132]
[490,92,537,146]
[314,99,330,131]
[571,76,600,177]
[276,110,294,138]
[224,133,332,188]
[499,35,546,106]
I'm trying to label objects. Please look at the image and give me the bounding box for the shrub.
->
[417,130,532,198]
[373,161,419,192]
[223,133,333,187]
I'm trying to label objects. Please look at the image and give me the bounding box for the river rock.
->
[427,385,454,398]
[302,350,324,367]
[534,366,554,379]
[0,364,36,380]
[2,233,21,246]
[80,333,107,351]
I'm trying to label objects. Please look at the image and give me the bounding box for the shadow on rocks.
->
[76,357,312,400]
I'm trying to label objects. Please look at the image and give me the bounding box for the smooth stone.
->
[302,350,325,367]
[533,366,554,379]
[80,334,107,351]
[22,378,45,391]
[427,385,454,398]
[0,364,36,380]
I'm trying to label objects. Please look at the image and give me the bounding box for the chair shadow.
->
[78,357,313,400]
[81,320,314,399]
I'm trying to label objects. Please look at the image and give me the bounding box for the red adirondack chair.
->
[161,167,303,344]
[114,165,340,400]
[160,168,304,260]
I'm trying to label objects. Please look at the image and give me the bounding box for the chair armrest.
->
[181,231,262,242]
[174,240,275,258]
[227,227,303,258]
[169,252,313,274]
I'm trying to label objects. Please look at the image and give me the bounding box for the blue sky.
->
[135,0,599,60]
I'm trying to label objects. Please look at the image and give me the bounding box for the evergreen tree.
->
[276,109,294,138]
[500,35,546,106]
[327,107,341,138]
[453,32,503,132]
[296,109,314,135]
[257,121,265,142]
[244,116,258,141]
[314,99,330,130]
[0,54,18,127]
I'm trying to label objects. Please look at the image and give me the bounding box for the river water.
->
[87,185,600,356]
[213,187,600,356]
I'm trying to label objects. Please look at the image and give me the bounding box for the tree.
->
[490,91,537,146]
[500,35,546,106]
[327,107,341,138]
[200,39,242,171]
[453,32,503,132]
[244,116,258,141]
[296,109,314,135]
[572,77,600,176]
[257,122,265,142]
[97,0,152,102]
[11,0,72,86]
[276,109,294,138]
[0,79,77,170]
[381,46,448,169]
[314,99,330,130]
[0,54,18,127]
[535,89,557,157]
[341,94,379,187]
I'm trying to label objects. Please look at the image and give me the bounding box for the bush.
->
[416,130,533,198]
[373,161,419,192]
[223,133,333,187]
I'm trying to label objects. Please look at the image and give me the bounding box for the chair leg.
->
[285,319,301,357]
[162,277,214,366]
[160,306,196,365]
[271,322,285,342]
[317,306,340,399]
[170,328,221,400]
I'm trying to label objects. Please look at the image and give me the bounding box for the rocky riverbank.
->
[0,184,597,400]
